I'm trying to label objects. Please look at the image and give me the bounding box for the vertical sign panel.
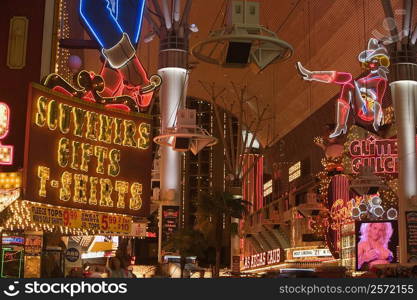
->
[406,211,417,263]
[161,205,180,244]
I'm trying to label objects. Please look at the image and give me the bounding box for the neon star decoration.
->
[296,38,390,138]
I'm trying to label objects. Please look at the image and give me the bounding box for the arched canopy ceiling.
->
[83,0,416,146]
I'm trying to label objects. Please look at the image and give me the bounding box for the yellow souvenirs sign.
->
[24,84,152,218]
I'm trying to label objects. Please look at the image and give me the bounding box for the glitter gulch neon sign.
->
[0,102,13,165]
[349,136,402,174]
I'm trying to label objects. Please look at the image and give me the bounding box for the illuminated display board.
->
[23,84,152,217]
[355,221,398,271]
[288,161,301,182]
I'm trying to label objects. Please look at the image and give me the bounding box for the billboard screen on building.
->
[23,84,152,217]
[355,220,398,271]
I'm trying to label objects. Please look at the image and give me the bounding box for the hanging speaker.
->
[173,137,190,151]
[225,41,252,65]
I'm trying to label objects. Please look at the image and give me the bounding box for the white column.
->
[390,80,417,264]
[158,67,188,204]
[157,67,188,263]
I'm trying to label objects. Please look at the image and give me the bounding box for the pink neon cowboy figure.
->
[296,38,390,138]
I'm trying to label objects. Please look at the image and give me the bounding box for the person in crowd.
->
[41,252,64,278]
[121,256,137,278]
[108,256,133,278]
[66,267,83,278]
[357,222,394,270]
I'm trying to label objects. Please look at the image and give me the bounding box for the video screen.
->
[355,220,398,271]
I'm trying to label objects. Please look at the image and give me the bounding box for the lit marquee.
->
[0,102,13,165]
[24,84,153,218]
[0,172,21,189]
[0,172,21,213]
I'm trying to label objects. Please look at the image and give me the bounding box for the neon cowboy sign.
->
[349,136,401,174]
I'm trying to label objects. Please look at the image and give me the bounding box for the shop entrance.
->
[41,249,64,278]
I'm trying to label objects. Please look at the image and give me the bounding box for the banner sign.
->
[292,248,332,258]
[161,206,180,244]
[406,211,417,263]
[28,201,132,234]
[24,84,152,217]
[243,248,281,270]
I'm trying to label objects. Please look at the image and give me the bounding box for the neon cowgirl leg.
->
[329,99,350,138]
[297,62,353,138]
[79,0,146,48]
[100,33,145,85]
[328,82,353,138]
[116,0,146,46]
[80,0,151,106]
[296,62,336,83]
[79,0,124,49]
[113,0,149,88]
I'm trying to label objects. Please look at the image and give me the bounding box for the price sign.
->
[28,200,131,234]
[63,209,79,227]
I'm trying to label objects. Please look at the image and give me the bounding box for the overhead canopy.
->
[83,0,413,146]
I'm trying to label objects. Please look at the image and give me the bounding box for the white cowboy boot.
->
[372,101,383,132]
[102,33,148,87]
[329,99,350,138]
[296,62,336,83]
